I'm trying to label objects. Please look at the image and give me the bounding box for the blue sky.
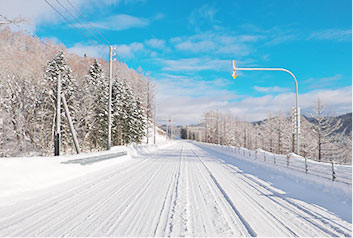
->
[2,0,352,124]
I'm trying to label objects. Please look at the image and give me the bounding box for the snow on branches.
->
[196,103,351,165]
[0,27,153,156]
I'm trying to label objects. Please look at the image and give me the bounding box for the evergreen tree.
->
[112,79,146,145]
[42,50,79,154]
[133,97,146,143]
[82,59,107,150]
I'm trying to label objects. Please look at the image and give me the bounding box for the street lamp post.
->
[232,60,301,155]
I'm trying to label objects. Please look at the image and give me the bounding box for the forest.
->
[0,27,155,157]
[183,107,352,165]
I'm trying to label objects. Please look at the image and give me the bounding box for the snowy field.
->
[197,142,352,186]
[0,140,351,237]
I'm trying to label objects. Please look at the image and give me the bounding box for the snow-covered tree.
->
[196,106,351,164]
[112,79,146,145]
[133,97,147,143]
[299,115,317,159]
[41,50,79,154]
[310,98,345,162]
[336,133,352,164]
[0,28,156,156]
[81,59,107,150]
[203,110,219,144]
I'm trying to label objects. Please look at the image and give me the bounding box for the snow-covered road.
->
[0,141,351,237]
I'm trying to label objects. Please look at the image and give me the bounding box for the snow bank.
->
[142,124,171,145]
[194,142,352,197]
[0,140,174,207]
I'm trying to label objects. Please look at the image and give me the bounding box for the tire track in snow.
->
[1,158,155,236]
[98,157,171,236]
[189,147,255,237]
[196,143,351,237]
[233,169,351,237]
[216,159,351,237]
[0,158,151,236]
[191,154,249,236]
[100,144,185,236]
[151,145,189,237]
[60,157,164,236]
[166,145,184,235]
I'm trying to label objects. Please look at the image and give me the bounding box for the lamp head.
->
[232,60,237,79]
[232,71,237,79]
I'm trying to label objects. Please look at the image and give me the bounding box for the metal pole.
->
[217,114,220,144]
[107,45,112,150]
[54,73,61,156]
[166,119,168,141]
[233,64,300,155]
[61,94,80,154]
[168,115,171,140]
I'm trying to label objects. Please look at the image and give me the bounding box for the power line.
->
[0,14,95,72]
[65,0,111,45]
[0,14,36,38]
[53,0,106,46]
[43,0,93,43]
[0,12,116,67]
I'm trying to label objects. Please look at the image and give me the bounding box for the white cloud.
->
[67,43,107,58]
[153,13,164,21]
[264,34,296,46]
[155,73,236,125]
[304,74,343,89]
[0,0,58,32]
[158,57,232,72]
[0,0,119,33]
[175,40,215,52]
[154,72,352,124]
[171,32,257,56]
[308,29,352,42]
[156,95,229,125]
[145,38,165,49]
[189,4,221,31]
[253,86,290,93]
[319,74,343,82]
[87,13,163,31]
[116,42,145,58]
[91,14,149,31]
[236,86,351,120]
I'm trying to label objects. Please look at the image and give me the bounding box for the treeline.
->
[185,100,352,165]
[0,28,155,156]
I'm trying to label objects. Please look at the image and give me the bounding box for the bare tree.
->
[310,98,345,162]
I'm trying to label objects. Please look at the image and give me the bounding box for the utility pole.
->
[146,79,150,144]
[168,115,171,140]
[61,94,80,154]
[107,45,113,150]
[54,73,61,156]
[153,104,156,144]
[171,116,173,140]
[166,120,168,141]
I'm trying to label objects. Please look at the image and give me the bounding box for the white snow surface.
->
[0,140,351,237]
